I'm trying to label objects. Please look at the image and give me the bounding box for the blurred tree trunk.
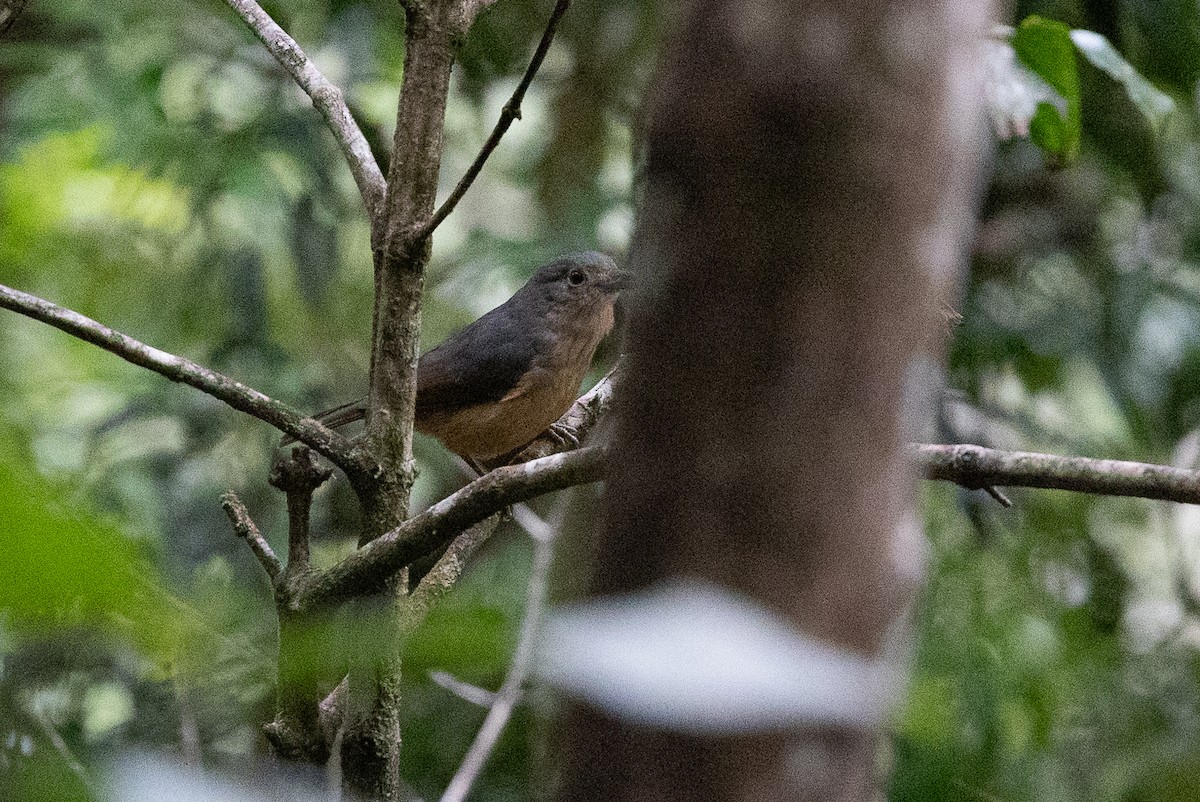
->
[552,1,992,800]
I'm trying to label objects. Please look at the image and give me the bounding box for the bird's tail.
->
[280,399,367,446]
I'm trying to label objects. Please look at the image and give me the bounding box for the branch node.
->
[270,446,335,494]
[269,447,332,580]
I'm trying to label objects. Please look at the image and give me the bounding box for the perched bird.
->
[305,251,627,461]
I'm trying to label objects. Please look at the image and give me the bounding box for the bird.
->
[301,251,627,462]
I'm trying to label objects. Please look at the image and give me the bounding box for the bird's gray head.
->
[525,251,628,315]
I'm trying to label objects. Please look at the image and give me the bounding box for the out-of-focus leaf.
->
[537,579,897,733]
[0,747,92,802]
[1012,16,1082,165]
[1070,29,1175,130]
[0,445,180,660]
[109,753,327,802]
[985,34,1067,141]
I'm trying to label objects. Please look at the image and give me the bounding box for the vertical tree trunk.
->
[553,1,991,800]
[343,0,470,796]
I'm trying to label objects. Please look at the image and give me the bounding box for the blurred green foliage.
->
[893,1,1200,799]
[1015,16,1084,164]
[0,0,646,798]
[6,0,1200,800]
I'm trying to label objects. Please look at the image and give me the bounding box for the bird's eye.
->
[567,269,586,286]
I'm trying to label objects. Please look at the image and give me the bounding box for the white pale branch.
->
[0,282,378,480]
[917,443,1200,504]
[439,506,556,802]
[222,0,386,220]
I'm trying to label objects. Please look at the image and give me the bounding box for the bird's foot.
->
[547,422,581,449]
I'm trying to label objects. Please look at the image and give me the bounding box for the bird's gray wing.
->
[415,305,542,417]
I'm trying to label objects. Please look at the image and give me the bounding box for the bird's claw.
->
[547,422,581,448]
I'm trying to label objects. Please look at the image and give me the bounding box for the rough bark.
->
[342,0,472,794]
[552,1,992,800]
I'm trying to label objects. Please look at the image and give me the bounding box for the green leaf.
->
[985,36,1066,142]
[1069,29,1175,130]
[0,445,182,659]
[1012,16,1082,165]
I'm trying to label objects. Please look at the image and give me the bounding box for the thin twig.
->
[984,485,1013,507]
[917,443,1200,504]
[430,671,498,708]
[417,0,571,239]
[407,516,503,625]
[299,445,606,610]
[221,492,282,583]
[439,510,557,802]
[28,704,94,794]
[222,0,386,219]
[0,283,378,480]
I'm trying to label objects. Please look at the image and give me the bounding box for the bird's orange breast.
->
[416,299,616,459]
[415,366,578,458]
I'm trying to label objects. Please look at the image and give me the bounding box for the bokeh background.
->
[4,0,1200,800]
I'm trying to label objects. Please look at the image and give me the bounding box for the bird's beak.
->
[604,270,634,293]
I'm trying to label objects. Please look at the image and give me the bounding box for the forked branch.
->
[269,447,334,583]
[298,445,607,610]
[418,0,572,239]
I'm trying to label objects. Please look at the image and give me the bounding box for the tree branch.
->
[417,0,571,240]
[509,363,618,463]
[0,283,379,480]
[221,493,282,585]
[439,509,556,802]
[299,440,1200,614]
[917,443,1200,504]
[269,447,334,583]
[520,379,1200,508]
[222,0,386,220]
[407,515,502,625]
[299,445,607,610]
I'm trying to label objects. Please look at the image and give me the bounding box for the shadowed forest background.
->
[4,0,1200,800]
